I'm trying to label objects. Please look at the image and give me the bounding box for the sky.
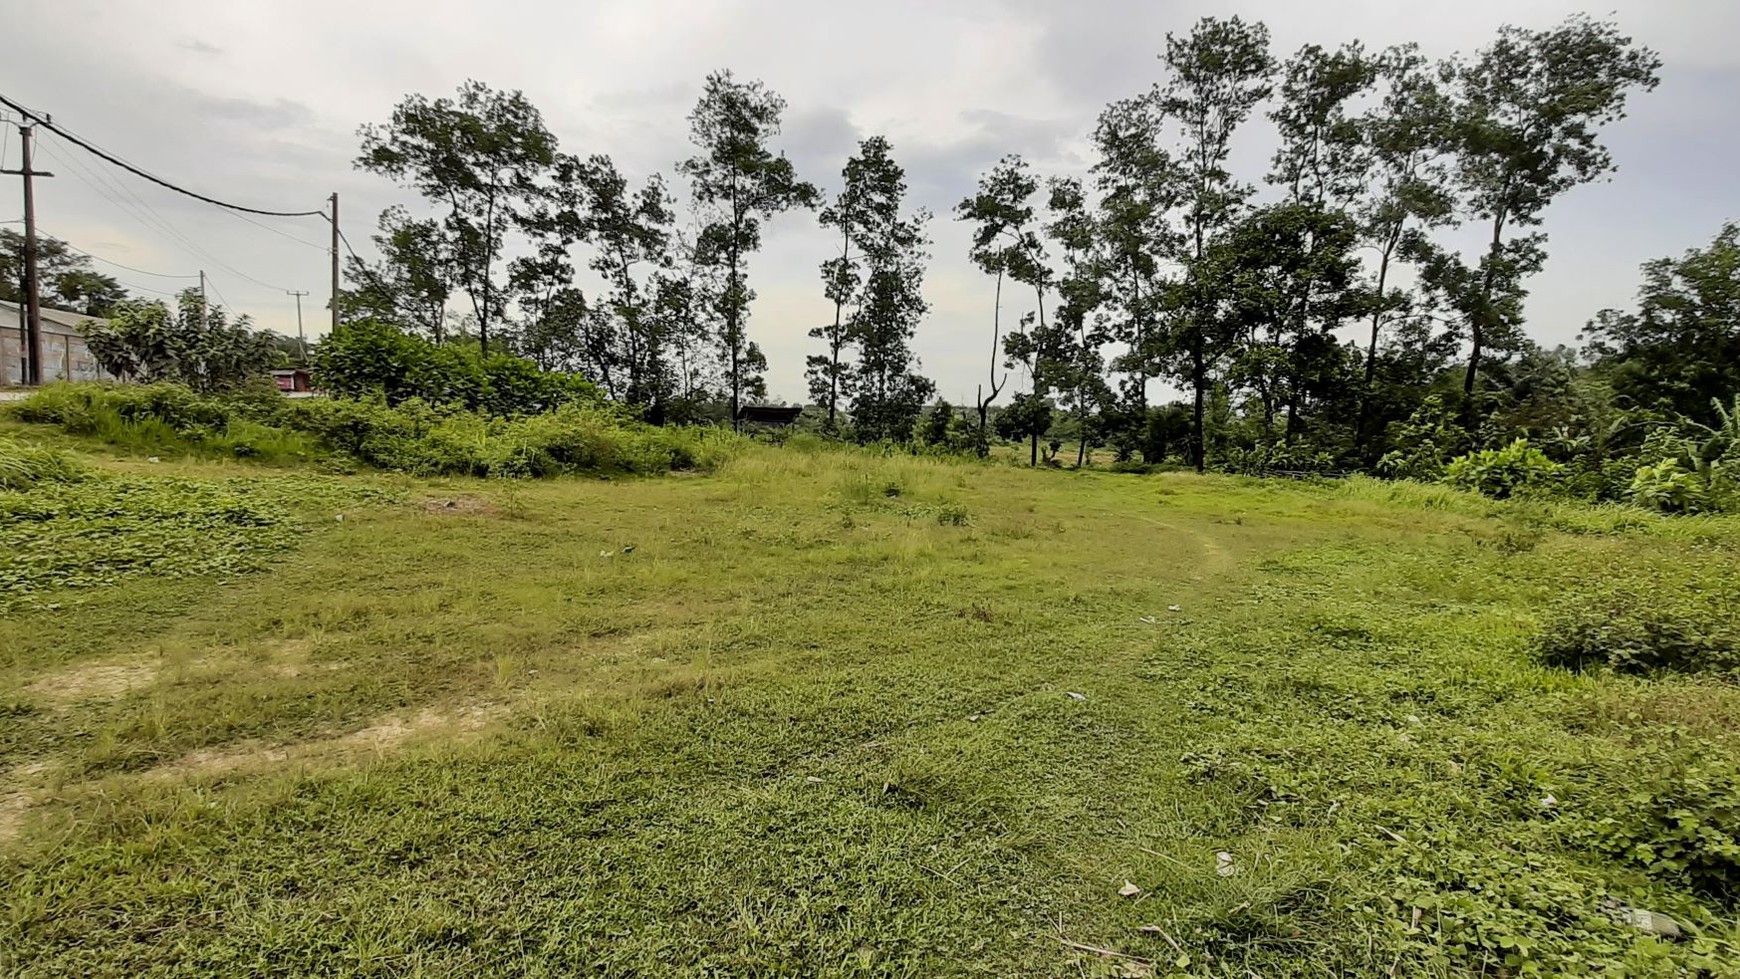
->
[5,0,1738,404]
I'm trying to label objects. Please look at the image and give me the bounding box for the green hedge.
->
[8,382,743,479]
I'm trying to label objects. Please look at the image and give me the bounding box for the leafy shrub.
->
[1376,395,1471,481]
[313,319,600,416]
[1624,398,1740,514]
[1533,594,1739,676]
[0,437,85,490]
[1222,443,1339,477]
[1444,439,1563,499]
[9,383,741,479]
[1573,745,1740,898]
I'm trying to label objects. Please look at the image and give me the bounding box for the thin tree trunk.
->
[976,267,1005,457]
[1191,339,1206,473]
[1355,227,1399,456]
[1465,207,1509,400]
[826,225,851,433]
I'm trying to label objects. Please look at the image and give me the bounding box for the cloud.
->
[190,95,315,132]
[5,0,1736,401]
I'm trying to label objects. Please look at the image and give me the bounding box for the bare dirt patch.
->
[0,762,54,844]
[421,495,498,517]
[25,658,157,704]
[150,702,506,781]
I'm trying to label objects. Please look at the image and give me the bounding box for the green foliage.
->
[0,470,388,611]
[0,437,85,490]
[9,382,738,479]
[83,293,279,391]
[1221,443,1338,477]
[1533,591,1739,677]
[1376,395,1470,480]
[1443,438,1562,499]
[313,319,599,416]
[1566,745,1740,899]
[1625,398,1740,514]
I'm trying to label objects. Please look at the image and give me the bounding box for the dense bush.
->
[11,382,324,464]
[1443,439,1562,499]
[1533,594,1739,677]
[1222,442,1339,477]
[1572,745,1740,899]
[8,382,739,479]
[313,319,601,416]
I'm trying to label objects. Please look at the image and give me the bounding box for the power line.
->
[0,91,327,218]
[111,277,185,298]
[38,134,298,292]
[203,272,232,309]
[44,235,199,279]
[225,207,330,252]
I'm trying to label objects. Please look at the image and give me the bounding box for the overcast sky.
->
[6,0,1737,403]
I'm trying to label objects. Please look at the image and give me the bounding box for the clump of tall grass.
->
[7,381,744,478]
[0,436,86,490]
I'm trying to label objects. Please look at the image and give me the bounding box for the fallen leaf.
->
[1119,880,1143,898]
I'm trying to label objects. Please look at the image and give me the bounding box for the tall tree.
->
[509,152,592,371]
[1585,223,1740,426]
[1157,16,1275,471]
[843,142,933,443]
[574,156,677,419]
[810,138,905,432]
[679,70,818,430]
[1443,15,1659,400]
[1091,98,1179,432]
[340,206,455,341]
[1353,45,1456,454]
[1262,41,1377,442]
[356,80,556,355]
[1,230,128,317]
[956,155,1050,462]
[1042,176,1110,466]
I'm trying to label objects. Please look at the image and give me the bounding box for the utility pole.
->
[2,120,53,385]
[328,192,339,334]
[198,270,208,329]
[286,289,309,363]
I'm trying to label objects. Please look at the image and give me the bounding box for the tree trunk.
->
[975,268,1005,457]
[1191,338,1207,474]
[1465,208,1509,402]
[1354,229,1398,457]
[826,224,851,432]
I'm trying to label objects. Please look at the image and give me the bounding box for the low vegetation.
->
[8,382,741,478]
[2,431,1737,976]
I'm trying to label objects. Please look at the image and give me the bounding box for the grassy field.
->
[3,435,1738,976]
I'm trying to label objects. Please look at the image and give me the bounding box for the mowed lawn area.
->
[3,444,1738,976]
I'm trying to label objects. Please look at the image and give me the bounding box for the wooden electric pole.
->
[198,270,208,328]
[286,289,309,363]
[328,192,339,334]
[2,121,53,385]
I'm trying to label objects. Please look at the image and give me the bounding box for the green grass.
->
[2,441,1738,976]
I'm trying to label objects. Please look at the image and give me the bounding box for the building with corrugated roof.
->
[0,301,119,384]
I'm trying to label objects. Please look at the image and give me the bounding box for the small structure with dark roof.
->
[735,404,804,427]
[272,368,317,395]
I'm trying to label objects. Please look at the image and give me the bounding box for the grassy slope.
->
[2,443,1738,976]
